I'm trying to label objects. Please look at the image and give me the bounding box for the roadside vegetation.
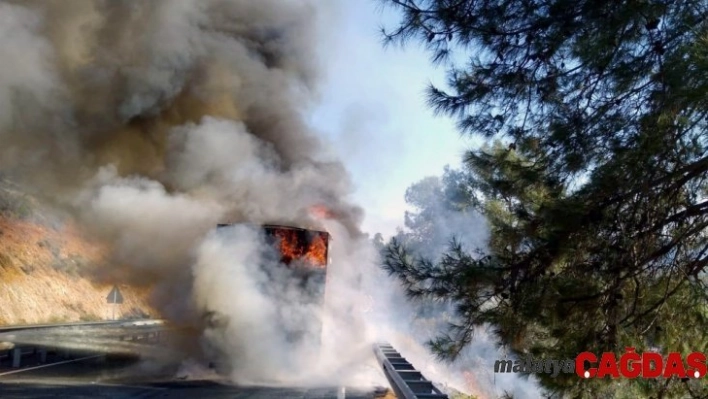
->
[379,1,708,397]
[0,176,154,325]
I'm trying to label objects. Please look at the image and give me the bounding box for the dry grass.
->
[374,389,397,399]
[0,215,155,325]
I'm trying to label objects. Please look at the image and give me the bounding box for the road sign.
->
[107,285,124,304]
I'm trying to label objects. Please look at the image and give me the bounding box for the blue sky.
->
[309,0,477,238]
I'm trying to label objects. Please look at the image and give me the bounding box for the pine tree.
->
[379,1,708,397]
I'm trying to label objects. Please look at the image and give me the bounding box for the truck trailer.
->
[213,223,331,347]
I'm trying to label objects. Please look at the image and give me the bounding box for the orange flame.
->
[304,233,327,266]
[462,371,489,399]
[275,229,303,265]
[309,204,335,220]
[273,228,328,268]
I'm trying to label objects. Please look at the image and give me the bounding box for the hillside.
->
[0,177,155,325]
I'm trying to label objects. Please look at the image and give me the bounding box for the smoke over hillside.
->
[0,0,375,383]
[0,0,361,228]
[0,1,516,395]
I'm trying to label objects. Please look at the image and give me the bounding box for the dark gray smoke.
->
[0,0,369,380]
[2,0,357,210]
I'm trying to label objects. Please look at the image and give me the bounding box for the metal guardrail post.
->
[12,347,21,368]
[373,343,449,399]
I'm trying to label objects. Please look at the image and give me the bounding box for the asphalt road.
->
[0,322,390,399]
[0,349,386,399]
[0,380,377,399]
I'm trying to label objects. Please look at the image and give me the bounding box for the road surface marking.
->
[90,382,168,390]
[338,386,346,399]
[0,354,103,377]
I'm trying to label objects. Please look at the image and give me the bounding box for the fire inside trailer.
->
[216,223,331,269]
[214,223,330,347]
[262,224,330,269]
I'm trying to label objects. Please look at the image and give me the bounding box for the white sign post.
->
[106,285,124,321]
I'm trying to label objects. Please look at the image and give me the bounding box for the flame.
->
[309,204,335,220]
[273,228,328,268]
[462,371,489,399]
[304,233,327,267]
[275,229,303,265]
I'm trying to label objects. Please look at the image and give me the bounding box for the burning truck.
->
[209,223,331,350]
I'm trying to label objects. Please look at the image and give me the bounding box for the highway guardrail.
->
[373,342,449,399]
[0,319,164,333]
[0,319,167,369]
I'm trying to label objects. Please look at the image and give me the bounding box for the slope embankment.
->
[0,177,155,325]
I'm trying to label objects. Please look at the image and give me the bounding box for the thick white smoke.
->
[0,0,375,386]
[377,171,544,398]
[187,221,387,387]
[0,0,539,395]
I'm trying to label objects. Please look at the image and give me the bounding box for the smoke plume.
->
[0,0,532,395]
[380,170,543,398]
[0,0,379,385]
